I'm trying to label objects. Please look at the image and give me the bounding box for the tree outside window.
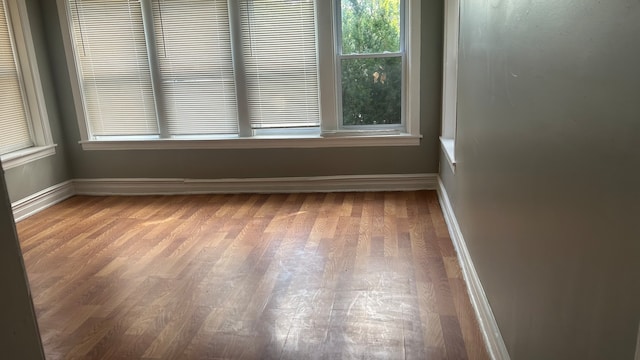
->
[340,0,402,126]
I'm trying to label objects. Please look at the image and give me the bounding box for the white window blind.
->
[240,0,319,129]
[68,0,158,137]
[152,0,238,136]
[63,0,324,139]
[0,0,32,155]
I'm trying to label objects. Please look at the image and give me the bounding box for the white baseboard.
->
[9,174,435,220]
[436,178,510,360]
[10,174,436,221]
[74,173,438,196]
[11,181,75,222]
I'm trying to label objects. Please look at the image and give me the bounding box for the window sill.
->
[440,137,456,174]
[79,134,422,151]
[1,145,57,171]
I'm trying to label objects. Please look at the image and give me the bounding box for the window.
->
[338,0,403,127]
[58,0,421,150]
[441,0,459,172]
[0,0,54,169]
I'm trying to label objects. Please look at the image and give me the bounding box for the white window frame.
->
[440,0,459,173]
[0,0,55,170]
[57,0,421,150]
[331,0,407,133]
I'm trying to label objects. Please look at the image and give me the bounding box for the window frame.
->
[318,0,420,138]
[441,0,459,173]
[334,0,405,130]
[0,0,56,170]
[57,0,421,150]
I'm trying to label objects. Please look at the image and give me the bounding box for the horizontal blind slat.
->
[0,1,32,155]
[153,0,238,135]
[240,0,320,129]
[68,0,159,136]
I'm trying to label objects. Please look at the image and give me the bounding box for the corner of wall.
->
[436,177,510,360]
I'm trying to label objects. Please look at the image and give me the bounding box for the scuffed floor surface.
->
[18,191,489,359]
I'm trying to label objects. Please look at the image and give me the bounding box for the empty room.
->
[1,0,639,359]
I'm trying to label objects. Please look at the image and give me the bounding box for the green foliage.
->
[341,0,402,126]
[341,57,401,125]
[341,0,400,54]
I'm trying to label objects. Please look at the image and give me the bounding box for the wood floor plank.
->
[17,191,490,359]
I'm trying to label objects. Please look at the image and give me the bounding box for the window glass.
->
[339,0,403,127]
[341,0,401,54]
[341,56,401,125]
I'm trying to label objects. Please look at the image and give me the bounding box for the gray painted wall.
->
[441,0,640,359]
[39,0,443,181]
[0,168,44,359]
[4,0,71,203]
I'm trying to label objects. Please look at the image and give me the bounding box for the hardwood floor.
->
[17,191,489,360]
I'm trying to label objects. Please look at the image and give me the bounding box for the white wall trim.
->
[0,145,57,171]
[436,178,510,360]
[441,0,459,140]
[10,173,436,221]
[78,134,422,151]
[74,174,437,196]
[439,136,456,174]
[11,180,75,222]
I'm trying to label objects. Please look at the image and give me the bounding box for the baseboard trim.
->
[74,173,438,196]
[10,174,436,221]
[11,181,76,222]
[436,178,510,360]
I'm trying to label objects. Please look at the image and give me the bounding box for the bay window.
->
[58,0,421,149]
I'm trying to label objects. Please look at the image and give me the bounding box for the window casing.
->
[441,0,459,172]
[0,0,55,169]
[336,0,404,129]
[58,0,421,150]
